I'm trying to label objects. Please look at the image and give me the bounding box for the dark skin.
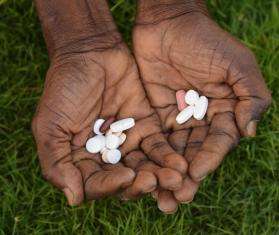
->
[32,0,187,205]
[133,0,271,213]
[32,0,271,213]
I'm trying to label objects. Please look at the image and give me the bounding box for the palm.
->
[133,12,270,209]
[32,44,187,204]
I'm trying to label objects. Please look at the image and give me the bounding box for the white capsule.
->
[85,135,106,153]
[110,118,135,133]
[105,149,121,164]
[93,119,105,135]
[106,134,120,149]
[118,133,127,145]
[185,90,199,106]
[176,106,194,124]
[193,96,208,120]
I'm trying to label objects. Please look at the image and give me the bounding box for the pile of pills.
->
[175,89,208,124]
[85,117,135,164]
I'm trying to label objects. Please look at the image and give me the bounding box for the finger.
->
[141,133,188,174]
[74,150,136,200]
[207,99,236,122]
[122,150,147,169]
[124,151,182,191]
[184,126,209,163]
[137,161,183,191]
[173,176,199,203]
[121,170,157,200]
[202,83,234,99]
[168,129,191,155]
[122,151,156,199]
[228,57,271,137]
[189,112,240,181]
[121,151,157,200]
[170,127,206,202]
[157,190,178,214]
[85,167,135,200]
[32,117,84,206]
[49,162,84,206]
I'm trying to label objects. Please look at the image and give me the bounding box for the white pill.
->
[110,118,135,132]
[85,135,106,153]
[101,150,110,163]
[185,90,199,106]
[93,119,105,135]
[176,106,194,124]
[100,147,108,154]
[193,96,208,120]
[105,149,121,164]
[106,134,120,149]
[118,133,127,145]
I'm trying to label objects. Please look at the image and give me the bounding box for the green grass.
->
[0,0,278,234]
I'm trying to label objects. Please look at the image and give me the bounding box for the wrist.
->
[35,0,121,59]
[136,0,209,24]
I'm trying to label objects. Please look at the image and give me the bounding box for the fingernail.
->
[246,120,258,137]
[63,188,74,206]
[181,199,193,204]
[195,174,207,182]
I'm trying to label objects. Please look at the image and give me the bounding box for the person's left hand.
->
[133,4,271,213]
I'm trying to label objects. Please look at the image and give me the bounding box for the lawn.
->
[0,0,278,234]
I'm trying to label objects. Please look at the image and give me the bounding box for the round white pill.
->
[106,149,121,164]
[101,150,110,163]
[118,133,127,145]
[110,118,135,133]
[106,134,120,149]
[185,90,199,106]
[93,119,105,135]
[100,147,108,154]
[193,96,208,120]
[176,106,194,124]
[85,135,106,153]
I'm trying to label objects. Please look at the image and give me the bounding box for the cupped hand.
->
[32,42,188,205]
[133,10,271,211]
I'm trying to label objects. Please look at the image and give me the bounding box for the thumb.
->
[32,115,84,206]
[228,52,271,137]
[47,162,84,206]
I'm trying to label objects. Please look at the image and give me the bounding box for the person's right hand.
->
[32,42,191,205]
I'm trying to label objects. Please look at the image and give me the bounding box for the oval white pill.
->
[118,133,126,145]
[185,90,199,106]
[106,134,120,149]
[106,149,121,164]
[93,119,105,135]
[176,106,194,124]
[110,118,135,132]
[193,96,208,120]
[85,135,106,153]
